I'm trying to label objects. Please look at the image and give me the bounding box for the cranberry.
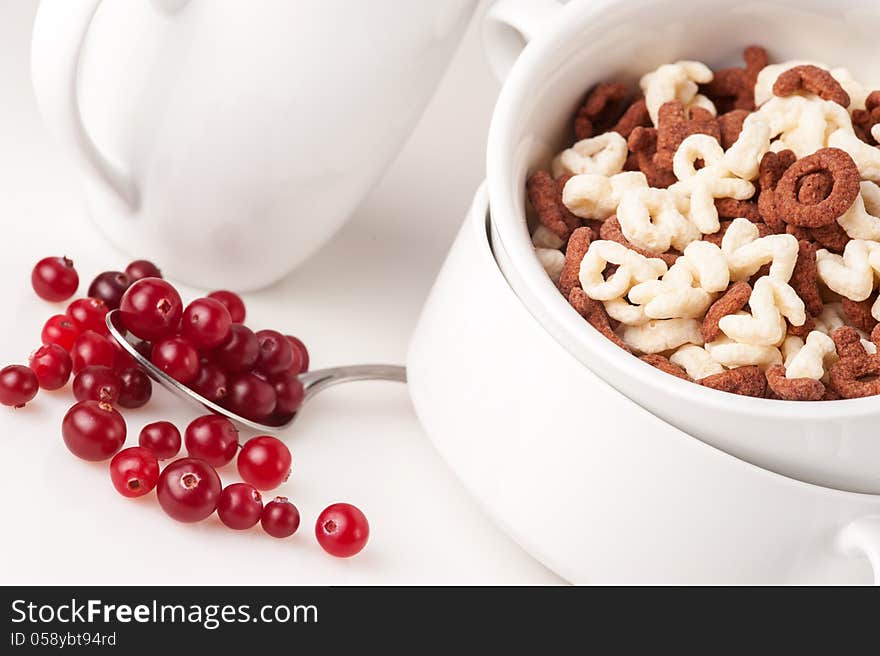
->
[217,483,263,530]
[125,260,162,281]
[157,457,221,523]
[270,371,304,416]
[184,415,239,467]
[190,363,228,404]
[66,298,109,335]
[255,329,293,375]
[72,365,121,404]
[315,503,369,557]
[225,373,276,422]
[41,315,80,351]
[0,365,39,408]
[237,436,291,490]
[31,256,78,302]
[87,271,130,310]
[261,497,301,538]
[285,335,310,374]
[208,290,246,323]
[117,368,152,408]
[138,421,181,460]
[211,324,259,372]
[70,330,115,374]
[61,400,126,461]
[28,344,72,390]
[110,446,159,498]
[181,298,232,350]
[151,336,200,384]
[119,278,182,342]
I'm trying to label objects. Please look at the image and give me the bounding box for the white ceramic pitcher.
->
[32,0,476,290]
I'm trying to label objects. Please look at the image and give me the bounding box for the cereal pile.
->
[527,48,880,400]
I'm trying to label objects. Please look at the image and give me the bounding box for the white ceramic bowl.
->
[408,184,880,583]
[483,0,880,493]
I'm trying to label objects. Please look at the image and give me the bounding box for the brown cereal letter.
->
[774,148,861,228]
[790,239,824,316]
[574,82,629,141]
[765,364,825,401]
[699,365,767,397]
[773,64,851,107]
[627,126,677,188]
[701,281,752,342]
[611,97,651,139]
[717,109,749,149]
[653,101,720,172]
[757,150,797,233]
[715,198,761,222]
[557,226,593,298]
[831,326,867,359]
[527,170,581,240]
[842,295,879,333]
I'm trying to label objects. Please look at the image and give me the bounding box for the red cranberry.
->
[87,271,130,310]
[117,368,152,408]
[0,365,39,408]
[119,278,182,342]
[315,503,369,558]
[72,365,121,404]
[255,329,293,375]
[66,298,110,335]
[184,415,239,467]
[237,436,291,490]
[70,330,115,374]
[285,335,310,374]
[110,446,159,498]
[151,336,200,384]
[181,298,232,350]
[270,371,304,416]
[211,324,259,372]
[41,315,80,351]
[31,256,78,302]
[28,344,72,390]
[225,373,276,422]
[125,260,162,281]
[190,363,228,404]
[261,497,301,538]
[208,290,246,323]
[138,421,181,460]
[61,400,126,461]
[217,483,263,530]
[157,458,221,523]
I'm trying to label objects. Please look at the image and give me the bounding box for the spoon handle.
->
[300,365,407,402]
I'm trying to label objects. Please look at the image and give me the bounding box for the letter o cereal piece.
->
[774,148,861,228]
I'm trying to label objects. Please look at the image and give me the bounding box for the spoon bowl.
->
[106,310,406,431]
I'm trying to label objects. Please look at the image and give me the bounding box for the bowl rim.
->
[485,0,880,422]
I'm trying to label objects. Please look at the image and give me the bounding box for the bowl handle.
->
[31,0,139,210]
[837,516,880,584]
[481,0,563,83]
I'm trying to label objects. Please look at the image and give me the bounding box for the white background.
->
[0,1,561,584]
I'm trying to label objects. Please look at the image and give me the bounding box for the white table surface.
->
[0,1,562,585]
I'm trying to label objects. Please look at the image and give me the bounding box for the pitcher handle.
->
[837,516,880,585]
[481,0,564,83]
[31,0,139,210]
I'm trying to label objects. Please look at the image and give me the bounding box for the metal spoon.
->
[105,310,407,431]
